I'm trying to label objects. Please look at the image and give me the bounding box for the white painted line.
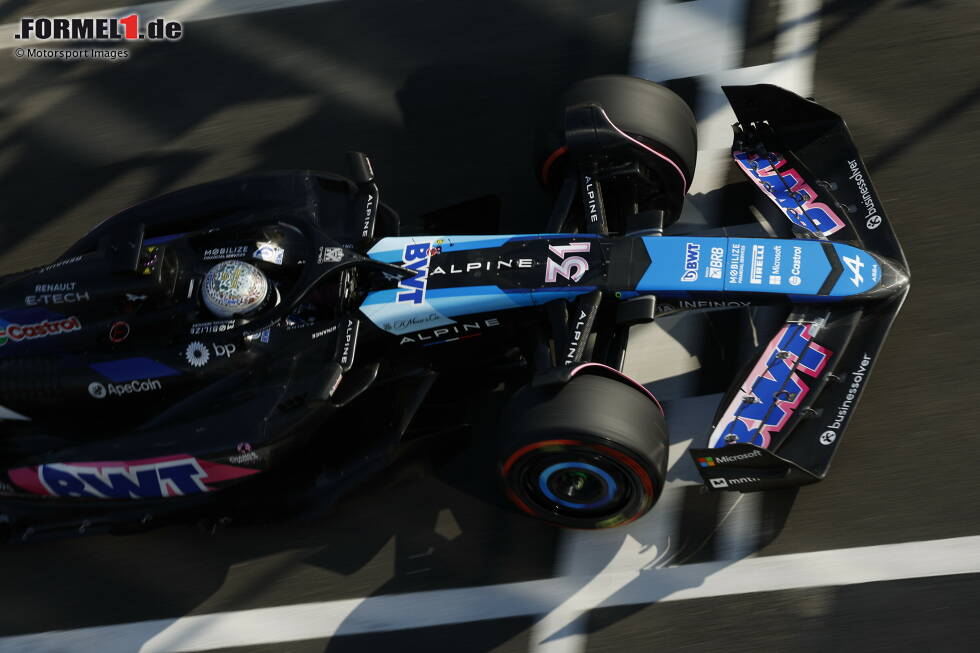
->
[631,0,749,82]
[0,0,340,50]
[691,0,823,225]
[695,0,823,152]
[0,404,30,421]
[529,484,688,652]
[550,5,819,651]
[629,1,827,218]
[1,534,978,652]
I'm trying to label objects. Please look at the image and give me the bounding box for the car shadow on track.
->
[316,426,801,652]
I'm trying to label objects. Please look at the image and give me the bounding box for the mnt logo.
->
[396,242,432,304]
[711,324,832,449]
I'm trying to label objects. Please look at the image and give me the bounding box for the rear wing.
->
[689,85,909,491]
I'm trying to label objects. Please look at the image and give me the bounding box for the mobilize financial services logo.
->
[14,15,183,42]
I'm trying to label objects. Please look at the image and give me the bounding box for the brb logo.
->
[681,242,701,282]
[734,151,846,236]
[711,323,833,449]
[397,242,433,304]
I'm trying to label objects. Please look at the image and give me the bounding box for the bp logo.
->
[185,341,210,367]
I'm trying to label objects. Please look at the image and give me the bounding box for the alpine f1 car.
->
[0,76,908,539]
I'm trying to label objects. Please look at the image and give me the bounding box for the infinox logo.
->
[0,316,81,346]
[710,323,832,449]
[8,455,259,499]
[734,151,846,236]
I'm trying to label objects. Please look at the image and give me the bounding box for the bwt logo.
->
[715,324,832,448]
[680,242,701,282]
[37,458,209,499]
[397,242,433,304]
[734,151,846,236]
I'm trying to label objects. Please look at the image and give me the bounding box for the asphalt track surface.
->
[0,0,979,651]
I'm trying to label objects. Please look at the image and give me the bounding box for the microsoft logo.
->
[697,457,716,468]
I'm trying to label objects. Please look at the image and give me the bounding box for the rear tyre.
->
[499,374,668,529]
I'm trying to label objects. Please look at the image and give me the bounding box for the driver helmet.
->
[202,260,270,318]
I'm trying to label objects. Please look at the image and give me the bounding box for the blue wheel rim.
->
[538,461,618,510]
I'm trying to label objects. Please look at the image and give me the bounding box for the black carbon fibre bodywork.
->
[0,84,909,539]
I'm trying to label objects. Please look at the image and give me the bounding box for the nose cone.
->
[874,255,910,299]
[202,260,269,318]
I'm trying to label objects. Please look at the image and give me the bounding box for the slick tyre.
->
[499,374,668,529]
[537,76,698,227]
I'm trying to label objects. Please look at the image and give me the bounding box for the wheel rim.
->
[501,427,661,528]
[514,446,638,521]
[538,461,619,510]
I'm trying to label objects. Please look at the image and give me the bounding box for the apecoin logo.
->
[88,379,161,398]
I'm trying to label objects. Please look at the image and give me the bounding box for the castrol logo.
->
[0,316,81,346]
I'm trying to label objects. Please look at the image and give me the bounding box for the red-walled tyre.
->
[499,374,668,529]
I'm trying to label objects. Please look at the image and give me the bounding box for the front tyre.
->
[499,374,668,529]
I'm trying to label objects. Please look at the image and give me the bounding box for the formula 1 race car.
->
[0,76,908,540]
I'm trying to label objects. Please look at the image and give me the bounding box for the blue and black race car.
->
[0,76,908,538]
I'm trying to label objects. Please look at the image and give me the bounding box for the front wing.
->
[689,85,909,491]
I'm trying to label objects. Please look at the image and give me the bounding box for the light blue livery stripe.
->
[636,237,838,297]
[637,237,725,293]
[361,289,399,306]
[829,243,881,296]
[426,286,535,316]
